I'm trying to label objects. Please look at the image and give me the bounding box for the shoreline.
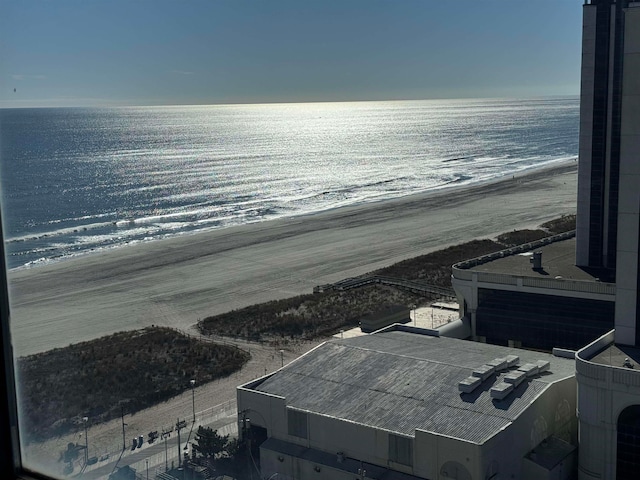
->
[7,158,575,273]
[9,160,577,357]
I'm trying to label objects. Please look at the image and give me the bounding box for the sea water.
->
[0,97,578,270]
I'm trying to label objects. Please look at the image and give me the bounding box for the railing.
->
[314,275,455,298]
[453,230,576,271]
[521,276,614,294]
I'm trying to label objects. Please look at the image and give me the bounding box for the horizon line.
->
[0,93,580,110]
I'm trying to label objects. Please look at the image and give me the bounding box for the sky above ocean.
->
[0,1,583,108]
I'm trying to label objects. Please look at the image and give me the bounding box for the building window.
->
[389,433,413,467]
[287,409,308,439]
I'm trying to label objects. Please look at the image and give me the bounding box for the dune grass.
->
[17,326,249,442]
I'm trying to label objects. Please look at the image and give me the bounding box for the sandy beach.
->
[9,161,577,357]
[15,161,577,477]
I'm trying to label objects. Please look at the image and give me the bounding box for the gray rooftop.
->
[252,330,575,444]
[468,237,598,281]
[590,342,640,369]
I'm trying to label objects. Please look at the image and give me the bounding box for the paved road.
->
[83,414,238,479]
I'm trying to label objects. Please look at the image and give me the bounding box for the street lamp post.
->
[190,379,196,424]
[164,433,168,472]
[82,416,89,465]
[121,406,127,452]
[176,418,187,468]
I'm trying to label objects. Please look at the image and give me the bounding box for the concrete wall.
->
[576,361,640,479]
[260,449,358,480]
[413,431,479,480]
[240,384,417,478]
[479,376,577,479]
[237,384,287,440]
[307,414,391,470]
[258,413,413,479]
[576,330,640,480]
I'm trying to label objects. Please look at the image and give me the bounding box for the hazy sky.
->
[0,0,583,108]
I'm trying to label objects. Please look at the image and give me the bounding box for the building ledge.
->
[452,232,615,297]
[576,331,640,387]
[261,437,422,480]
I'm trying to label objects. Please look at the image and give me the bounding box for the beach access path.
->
[9,161,577,358]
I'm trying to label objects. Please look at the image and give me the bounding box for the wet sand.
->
[8,161,577,357]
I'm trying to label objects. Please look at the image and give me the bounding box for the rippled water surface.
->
[0,97,578,269]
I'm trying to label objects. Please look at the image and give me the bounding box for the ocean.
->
[0,97,578,270]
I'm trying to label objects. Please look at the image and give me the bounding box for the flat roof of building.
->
[465,237,603,282]
[250,330,575,444]
[589,342,640,369]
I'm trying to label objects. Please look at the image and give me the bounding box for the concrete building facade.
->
[238,330,577,480]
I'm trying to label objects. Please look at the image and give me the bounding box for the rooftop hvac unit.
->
[518,363,540,378]
[536,359,551,373]
[458,376,482,393]
[490,382,514,400]
[472,364,495,381]
[486,357,509,372]
[505,355,520,368]
[503,370,527,387]
[530,251,543,270]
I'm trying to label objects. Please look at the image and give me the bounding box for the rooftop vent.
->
[530,251,543,270]
[472,364,495,382]
[503,370,527,387]
[486,357,509,372]
[458,376,482,393]
[536,360,551,373]
[504,355,520,368]
[490,382,514,400]
[518,363,540,378]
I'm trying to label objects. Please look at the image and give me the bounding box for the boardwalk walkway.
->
[315,275,456,298]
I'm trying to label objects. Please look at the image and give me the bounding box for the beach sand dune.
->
[9,162,577,357]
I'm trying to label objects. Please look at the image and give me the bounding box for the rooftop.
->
[589,343,640,369]
[467,237,600,281]
[250,330,575,444]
